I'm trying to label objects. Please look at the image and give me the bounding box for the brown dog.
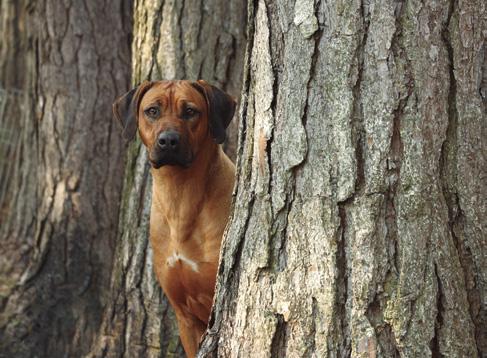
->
[113,80,236,357]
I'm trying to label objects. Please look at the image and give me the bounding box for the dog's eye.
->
[182,107,198,119]
[185,108,196,116]
[144,106,160,119]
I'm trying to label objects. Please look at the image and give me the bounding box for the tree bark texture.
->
[0,0,37,306]
[0,1,132,357]
[200,0,486,357]
[87,1,247,357]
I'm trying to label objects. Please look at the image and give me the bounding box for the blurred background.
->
[0,1,246,356]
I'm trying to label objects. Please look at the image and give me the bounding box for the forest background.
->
[0,0,485,357]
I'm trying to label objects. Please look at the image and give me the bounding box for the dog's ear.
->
[192,80,236,144]
[113,81,153,141]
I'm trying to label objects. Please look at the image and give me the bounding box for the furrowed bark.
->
[0,1,132,356]
[0,0,37,308]
[442,0,487,353]
[199,0,486,356]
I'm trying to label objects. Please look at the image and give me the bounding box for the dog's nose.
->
[157,131,180,151]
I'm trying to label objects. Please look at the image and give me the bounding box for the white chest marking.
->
[166,252,199,272]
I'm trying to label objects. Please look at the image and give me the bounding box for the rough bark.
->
[0,0,37,299]
[87,1,247,357]
[199,0,486,357]
[0,1,132,357]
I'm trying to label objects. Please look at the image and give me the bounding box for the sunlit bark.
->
[200,0,486,356]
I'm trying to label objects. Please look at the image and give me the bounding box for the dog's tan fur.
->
[113,80,235,357]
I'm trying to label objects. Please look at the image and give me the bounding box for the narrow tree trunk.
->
[87,1,247,356]
[0,1,132,356]
[200,0,486,357]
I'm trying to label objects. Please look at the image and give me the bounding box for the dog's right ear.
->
[112,81,153,141]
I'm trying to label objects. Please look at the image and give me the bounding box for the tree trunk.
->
[199,0,486,357]
[0,1,132,356]
[0,0,37,303]
[87,1,247,356]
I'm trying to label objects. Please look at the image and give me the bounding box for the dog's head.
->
[113,80,236,168]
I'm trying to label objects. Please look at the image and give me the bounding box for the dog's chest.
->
[160,249,217,321]
[166,251,199,272]
[149,201,223,322]
[162,249,217,292]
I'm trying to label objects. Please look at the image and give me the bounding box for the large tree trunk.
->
[0,1,132,356]
[0,0,37,301]
[87,1,247,356]
[200,0,486,357]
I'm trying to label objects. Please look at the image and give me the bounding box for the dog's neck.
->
[150,138,227,241]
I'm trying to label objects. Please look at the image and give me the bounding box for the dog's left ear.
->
[192,80,236,144]
[113,81,153,141]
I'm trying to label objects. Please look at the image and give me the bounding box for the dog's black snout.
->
[157,131,180,151]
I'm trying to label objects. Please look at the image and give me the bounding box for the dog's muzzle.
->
[150,130,193,168]
[158,130,180,152]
